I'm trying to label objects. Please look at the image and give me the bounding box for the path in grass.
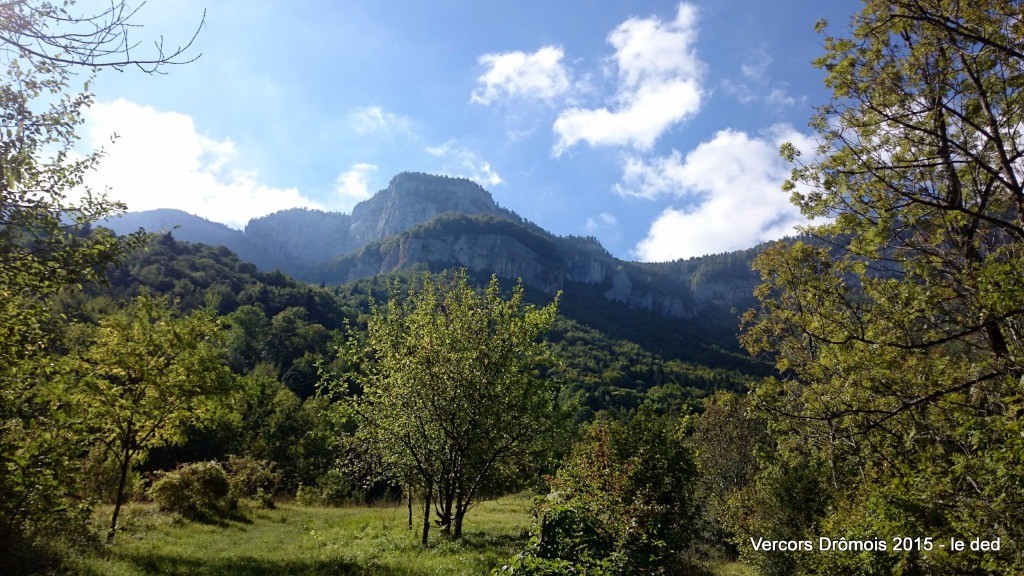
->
[75,494,534,576]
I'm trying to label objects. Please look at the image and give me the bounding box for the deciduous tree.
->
[743,0,1024,572]
[339,270,561,542]
[0,1,200,562]
[62,295,232,542]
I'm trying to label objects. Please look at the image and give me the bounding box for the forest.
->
[2,0,1024,575]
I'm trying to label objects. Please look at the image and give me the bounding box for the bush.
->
[225,455,282,509]
[150,461,236,520]
[500,408,698,575]
[294,467,365,506]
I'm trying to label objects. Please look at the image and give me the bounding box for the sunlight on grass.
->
[73,494,535,576]
[71,495,752,575]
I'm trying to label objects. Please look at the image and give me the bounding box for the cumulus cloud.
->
[335,163,378,212]
[622,125,816,261]
[553,3,704,154]
[426,141,502,186]
[472,46,572,105]
[83,99,322,228]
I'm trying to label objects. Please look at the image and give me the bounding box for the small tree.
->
[339,270,561,542]
[63,295,233,542]
[0,0,201,562]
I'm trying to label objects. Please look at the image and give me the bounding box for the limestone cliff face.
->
[316,214,706,318]
[337,232,563,293]
[107,173,761,320]
[348,173,514,247]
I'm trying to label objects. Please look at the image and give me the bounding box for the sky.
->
[76,0,862,262]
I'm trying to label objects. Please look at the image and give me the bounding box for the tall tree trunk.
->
[107,441,132,544]
[437,479,453,535]
[453,493,466,539]
[421,480,432,545]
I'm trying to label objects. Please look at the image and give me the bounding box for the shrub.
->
[150,461,236,520]
[294,467,365,506]
[500,408,698,575]
[225,455,282,509]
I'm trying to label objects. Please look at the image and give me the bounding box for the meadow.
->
[73,495,532,575]
[67,494,752,575]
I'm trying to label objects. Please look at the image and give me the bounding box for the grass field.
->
[68,495,754,575]
[74,495,532,576]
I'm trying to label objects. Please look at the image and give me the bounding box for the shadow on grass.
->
[456,530,530,552]
[79,552,410,576]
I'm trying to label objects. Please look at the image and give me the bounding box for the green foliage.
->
[0,5,149,566]
[691,392,768,559]
[507,408,698,575]
[97,236,353,397]
[548,318,751,418]
[338,269,563,541]
[150,461,237,521]
[79,444,145,505]
[742,1,1024,573]
[61,294,235,541]
[225,455,282,509]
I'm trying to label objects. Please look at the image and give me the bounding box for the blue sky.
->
[80,0,861,261]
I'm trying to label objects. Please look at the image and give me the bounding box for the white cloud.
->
[472,46,571,105]
[350,105,414,137]
[766,88,797,106]
[83,99,322,228]
[588,212,618,229]
[625,125,817,261]
[335,163,378,212]
[553,3,704,154]
[425,141,503,187]
[741,50,772,80]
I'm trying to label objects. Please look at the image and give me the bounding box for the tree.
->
[338,270,561,542]
[0,1,201,563]
[62,295,232,542]
[743,0,1024,572]
[0,0,202,71]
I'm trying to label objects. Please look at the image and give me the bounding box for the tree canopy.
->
[0,0,202,563]
[339,270,562,542]
[62,294,233,542]
[743,0,1024,572]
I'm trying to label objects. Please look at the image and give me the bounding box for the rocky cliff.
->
[348,172,517,247]
[103,172,761,320]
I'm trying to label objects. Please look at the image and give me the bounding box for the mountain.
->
[102,172,765,362]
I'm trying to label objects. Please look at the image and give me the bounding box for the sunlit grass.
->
[72,495,534,576]
[69,495,751,575]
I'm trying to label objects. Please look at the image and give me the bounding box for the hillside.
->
[103,172,767,363]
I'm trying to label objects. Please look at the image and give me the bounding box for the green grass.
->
[72,495,534,576]
[704,560,757,576]
[68,495,754,575]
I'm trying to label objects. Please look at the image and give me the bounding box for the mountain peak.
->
[349,172,512,247]
[389,171,486,191]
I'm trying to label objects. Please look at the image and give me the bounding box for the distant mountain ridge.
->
[103,172,763,322]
